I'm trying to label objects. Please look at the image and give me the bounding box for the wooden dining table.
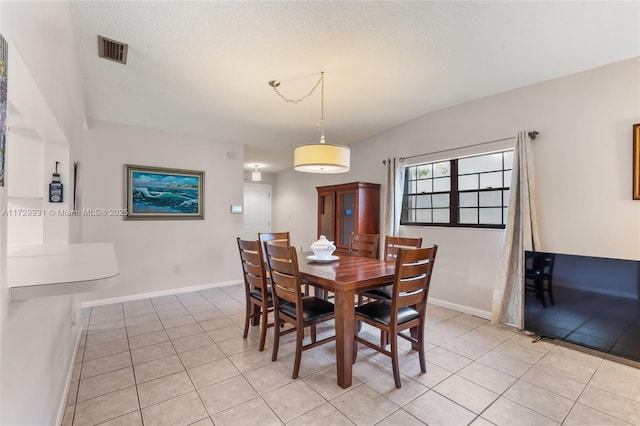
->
[297,253,395,388]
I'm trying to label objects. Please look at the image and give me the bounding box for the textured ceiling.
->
[69,1,640,173]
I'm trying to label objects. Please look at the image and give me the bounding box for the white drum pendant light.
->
[294,143,350,173]
[269,72,350,173]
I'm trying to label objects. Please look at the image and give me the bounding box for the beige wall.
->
[273,57,640,317]
[81,120,245,301]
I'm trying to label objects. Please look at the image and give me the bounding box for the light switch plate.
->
[230,205,243,214]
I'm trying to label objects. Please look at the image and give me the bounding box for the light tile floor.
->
[63,284,640,426]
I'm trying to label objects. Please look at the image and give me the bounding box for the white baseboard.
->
[56,325,83,426]
[81,280,243,308]
[428,297,491,320]
[82,282,491,321]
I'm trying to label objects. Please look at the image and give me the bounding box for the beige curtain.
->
[382,158,405,247]
[491,131,540,328]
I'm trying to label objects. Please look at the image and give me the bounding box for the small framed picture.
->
[125,165,204,219]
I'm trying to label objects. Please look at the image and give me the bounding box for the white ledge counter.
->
[8,243,120,300]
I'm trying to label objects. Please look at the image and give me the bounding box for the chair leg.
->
[243,301,251,339]
[547,280,555,306]
[353,321,359,363]
[390,330,402,388]
[418,320,427,374]
[292,325,304,379]
[272,313,281,362]
[380,331,390,348]
[258,307,268,351]
[311,324,317,343]
[251,304,261,326]
[535,279,547,308]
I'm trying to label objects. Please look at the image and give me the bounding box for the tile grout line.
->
[471,339,597,425]
[204,285,337,423]
[67,307,89,426]
[73,285,639,426]
[172,293,213,425]
[203,288,287,421]
[129,300,147,426]
[468,336,551,425]
[83,294,473,425]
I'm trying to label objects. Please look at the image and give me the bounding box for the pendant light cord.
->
[269,72,326,143]
[270,72,324,104]
[319,72,325,144]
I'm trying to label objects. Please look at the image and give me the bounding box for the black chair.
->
[354,245,438,388]
[265,243,336,379]
[525,252,556,308]
[237,238,274,351]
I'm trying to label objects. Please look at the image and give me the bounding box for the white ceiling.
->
[69,1,640,173]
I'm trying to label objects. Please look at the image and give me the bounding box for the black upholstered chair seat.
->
[279,297,334,321]
[361,285,392,300]
[249,286,273,302]
[355,300,419,326]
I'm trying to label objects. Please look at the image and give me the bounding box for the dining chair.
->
[384,236,424,262]
[264,242,336,379]
[258,232,291,254]
[353,245,438,388]
[262,231,320,297]
[348,233,380,259]
[258,231,312,296]
[525,252,556,308]
[236,238,274,351]
[360,236,423,301]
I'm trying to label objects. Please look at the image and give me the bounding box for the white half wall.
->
[80,120,244,302]
[273,57,640,317]
[1,1,86,425]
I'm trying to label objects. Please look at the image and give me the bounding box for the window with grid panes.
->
[401,150,513,228]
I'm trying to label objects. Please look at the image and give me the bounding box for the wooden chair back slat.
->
[237,239,268,295]
[265,243,302,308]
[259,232,290,258]
[349,233,380,259]
[392,246,438,311]
[384,236,423,262]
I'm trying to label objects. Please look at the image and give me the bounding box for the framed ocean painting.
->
[125,165,204,219]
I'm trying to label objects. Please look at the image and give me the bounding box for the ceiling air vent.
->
[98,35,128,65]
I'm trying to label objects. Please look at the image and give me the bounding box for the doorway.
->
[242,183,271,240]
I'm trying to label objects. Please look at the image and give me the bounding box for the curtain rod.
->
[394,131,539,163]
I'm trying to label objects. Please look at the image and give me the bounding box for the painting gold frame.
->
[125,165,204,219]
[634,124,640,200]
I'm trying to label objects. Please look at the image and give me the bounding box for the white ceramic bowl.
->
[311,245,336,259]
[310,235,336,259]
